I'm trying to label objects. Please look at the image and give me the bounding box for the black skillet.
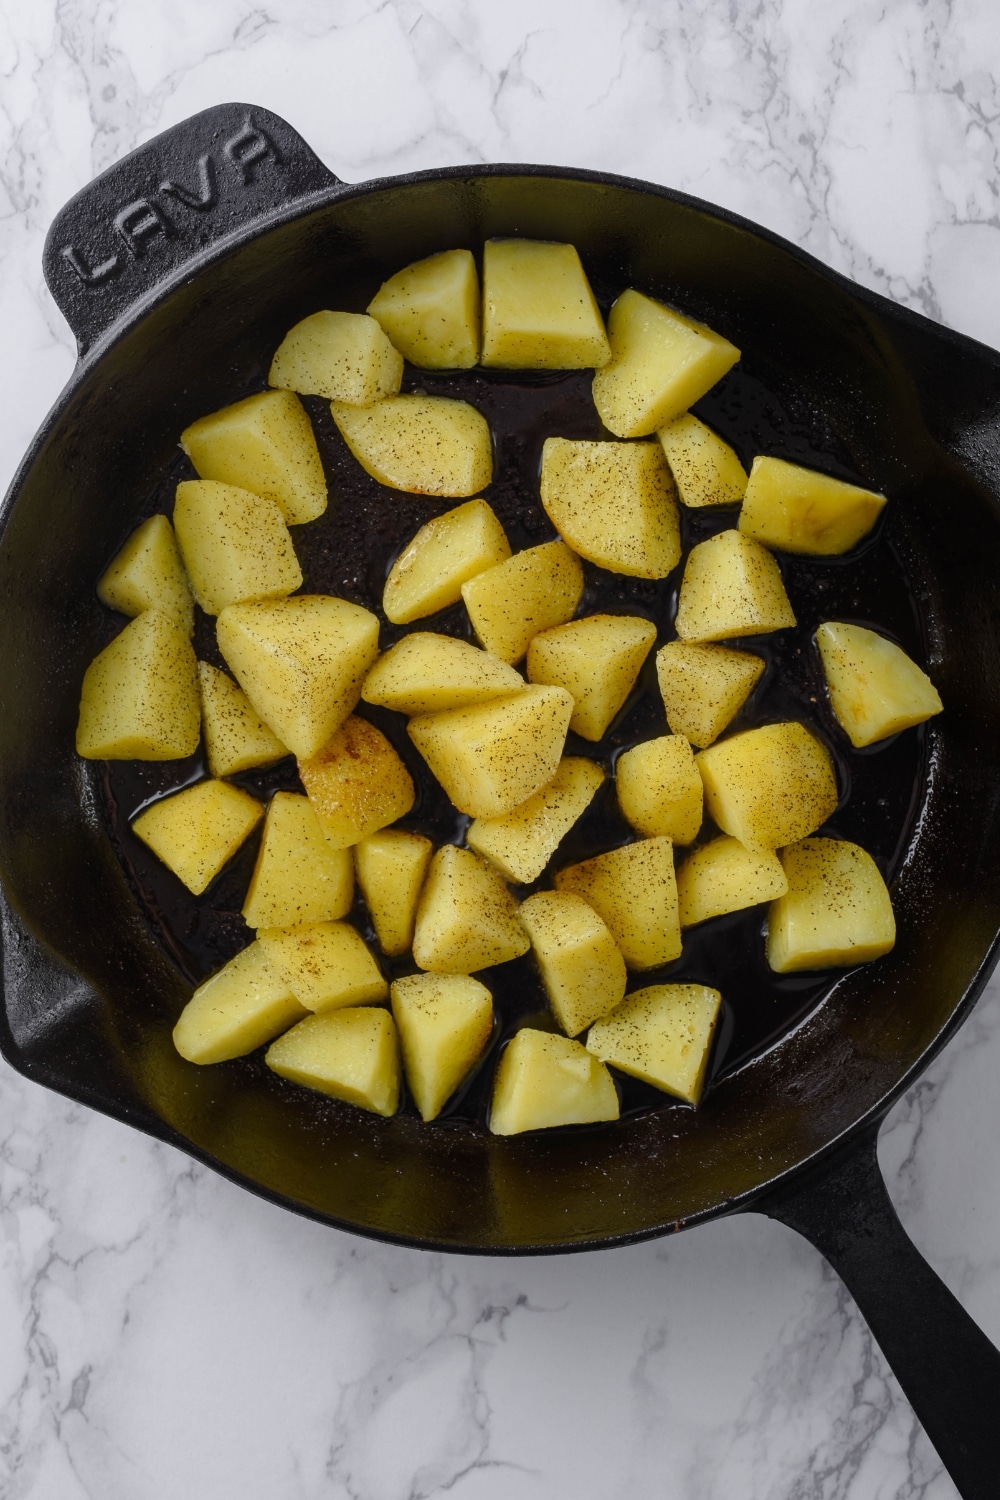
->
[2,104,1000,1496]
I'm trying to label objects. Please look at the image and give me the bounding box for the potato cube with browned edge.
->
[298,715,415,850]
[657,413,748,508]
[331,394,492,497]
[527,613,656,740]
[480,240,610,370]
[767,838,896,973]
[554,837,681,970]
[676,836,787,927]
[539,440,681,580]
[242,792,354,930]
[368,249,481,369]
[173,941,308,1065]
[489,1028,619,1135]
[266,1008,400,1116]
[462,541,584,665]
[197,662,288,778]
[616,736,702,843]
[132,779,263,895]
[655,641,765,748]
[519,890,626,1037]
[816,622,943,748]
[216,595,379,760]
[739,457,887,555]
[391,972,493,1121]
[362,633,525,716]
[355,829,433,957]
[383,499,511,625]
[466,757,605,884]
[696,721,838,852]
[180,389,327,526]
[258,920,387,1011]
[675,530,796,642]
[592,289,740,438]
[173,480,302,616]
[76,610,201,761]
[269,310,403,405]
[412,845,529,974]
[97,514,194,634]
[587,984,722,1105]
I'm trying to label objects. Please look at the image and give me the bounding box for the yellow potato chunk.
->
[554,837,681,970]
[362,633,525,715]
[257,920,387,1011]
[268,310,403,405]
[467,756,605,884]
[587,984,722,1105]
[331,394,492,497]
[739,456,887,555]
[266,1008,400,1116]
[383,499,511,624]
[76,610,201,761]
[616,735,703,843]
[767,837,896,972]
[367,248,481,369]
[461,540,584,665]
[519,890,627,1037]
[180,389,327,526]
[412,845,529,974]
[391,972,493,1121]
[657,413,748,508]
[298,715,415,850]
[674,530,796,642]
[354,829,433,957]
[242,792,354,930]
[97,514,194,634]
[132,779,263,895]
[173,480,302,616]
[655,640,765,748]
[408,686,574,819]
[527,612,656,740]
[173,942,308,1065]
[696,722,838,852]
[216,595,379,760]
[676,835,787,927]
[539,439,681,580]
[197,661,288,778]
[816,622,943,748]
[592,289,740,438]
[489,1028,619,1135]
[480,240,610,370]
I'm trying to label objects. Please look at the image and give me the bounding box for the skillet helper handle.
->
[759,1124,1000,1500]
[42,102,340,357]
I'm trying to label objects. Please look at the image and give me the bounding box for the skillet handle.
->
[757,1123,1000,1500]
[42,102,340,357]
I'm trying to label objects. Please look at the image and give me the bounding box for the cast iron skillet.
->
[2,104,1000,1495]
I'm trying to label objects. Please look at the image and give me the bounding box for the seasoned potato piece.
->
[391,972,493,1120]
[197,661,287,778]
[767,837,895,972]
[592,289,740,438]
[816,622,942,747]
[354,829,433,957]
[527,612,656,740]
[412,845,529,973]
[173,942,308,1065]
[383,499,511,624]
[467,757,604,884]
[616,736,702,843]
[554,837,681,969]
[587,984,721,1105]
[216,595,379,760]
[676,836,787,927]
[480,240,610,370]
[674,530,796,642]
[97,514,194,634]
[362,633,525,715]
[657,413,748,508]
[519,890,626,1037]
[173,480,301,616]
[367,249,480,369]
[331,394,492,497]
[539,439,680,580]
[258,920,387,1011]
[408,686,574,819]
[655,641,765,748]
[696,721,838,852]
[268,310,403,405]
[489,1028,619,1135]
[180,389,327,526]
[266,1008,400,1116]
[132,779,263,895]
[298,716,415,850]
[76,610,200,761]
[739,456,887,555]
[242,792,354,930]
[462,540,584,665]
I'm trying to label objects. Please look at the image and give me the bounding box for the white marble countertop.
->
[2,3,1000,1497]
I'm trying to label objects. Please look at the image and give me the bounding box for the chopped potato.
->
[367,248,481,369]
[362,633,525,715]
[655,640,765,748]
[587,984,721,1105]
[657,413,748,508]
[331,394,492,497]
[391,972,493,1120]
[676,835,787,926]
[173,479,302,616]
[554,837,681,969]
[412,845,529,974]
[519,890,627,1037]
[269,310,403,405]
[97,514,194,634]
[242,792,354,930]
[266,1008,400,1116]
[767,837,896,972]
[132,779,263,895]
[197,661,288,778]
[383,499,511,624]
[354,828,433,956]
[539,439,681,579]
[76,610,200,761]
[674,530,796,642]
[489,1028,619,1135]
[696,721,838,852]
[527,612,656,740]
[467,757,604,883]
[461,540,584,665]
[180,389,327,526]
[615,735,702,843]
[298,715,415,850]
[739,456,887,555]
[258,920,387,1011]
[173,941,308,1065]
[816,621,942,747]
[480,240,610,369]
